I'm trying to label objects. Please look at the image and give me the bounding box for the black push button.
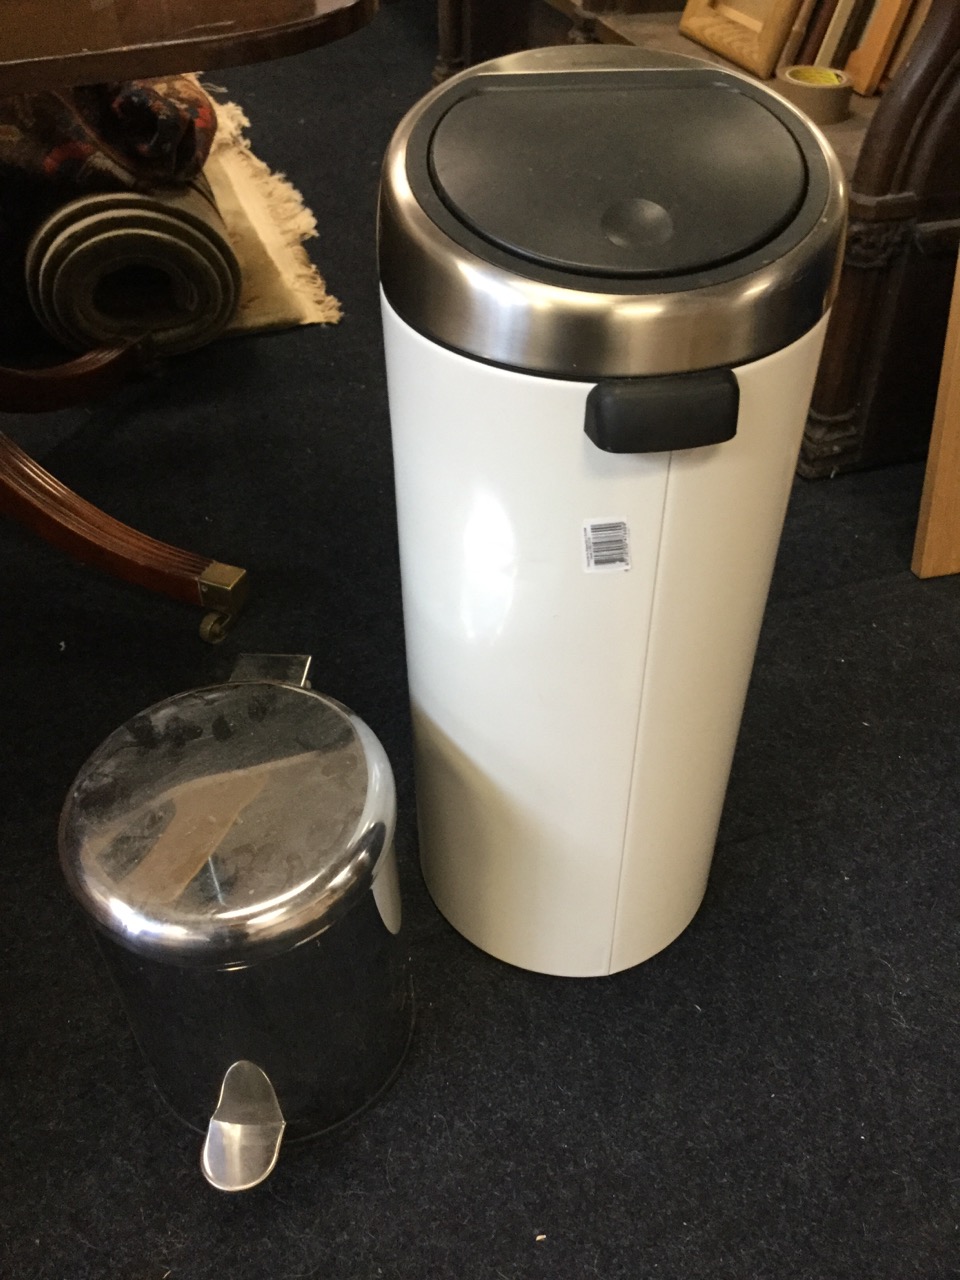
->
[584,369,739,453]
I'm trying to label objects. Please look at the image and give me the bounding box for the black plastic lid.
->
[428,83,808,278]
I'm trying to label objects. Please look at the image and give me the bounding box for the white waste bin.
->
[379,46,846,977]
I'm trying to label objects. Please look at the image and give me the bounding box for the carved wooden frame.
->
[679,0,804,79]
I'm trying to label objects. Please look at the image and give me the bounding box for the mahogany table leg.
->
[0,347,145,413]
[0,432,248,641]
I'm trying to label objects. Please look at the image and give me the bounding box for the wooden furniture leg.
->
[435,0,466,82]
[0,346,143,413]
[0,348,248,640]
[912,250,960,578]
[434,0,548,80]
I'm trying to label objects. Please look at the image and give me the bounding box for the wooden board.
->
[816,0,860,65]
[845,0,914,94]
[779,0,820,68]
[912,251,960,578]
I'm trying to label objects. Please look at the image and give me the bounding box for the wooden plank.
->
[845,0,913,94]
[816,0,860,65]
[779,0,820,69]
[912,251,960,578]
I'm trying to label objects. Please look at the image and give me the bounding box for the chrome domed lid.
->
[59,681,396,965]
[378,45,846,378]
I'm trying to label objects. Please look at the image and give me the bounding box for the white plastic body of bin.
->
[384,293,829,977]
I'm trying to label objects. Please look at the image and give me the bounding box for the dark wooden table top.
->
[0,0,378,94]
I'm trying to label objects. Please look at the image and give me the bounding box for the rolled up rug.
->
[25,174,240,354]
[0,75,238,360]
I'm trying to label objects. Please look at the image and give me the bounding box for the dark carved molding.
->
[567,16,598,42]
[797,414,866,478]
[844,219,915,270]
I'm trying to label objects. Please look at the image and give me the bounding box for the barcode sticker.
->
[583,519,631,572]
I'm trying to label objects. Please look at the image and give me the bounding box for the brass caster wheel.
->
[200,611,231,644]
[197,563,248,644]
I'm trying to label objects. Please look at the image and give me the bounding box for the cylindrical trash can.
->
[379,46,846,978]
[59,661,413,1190]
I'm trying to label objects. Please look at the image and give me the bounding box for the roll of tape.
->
[775,65,853,126]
